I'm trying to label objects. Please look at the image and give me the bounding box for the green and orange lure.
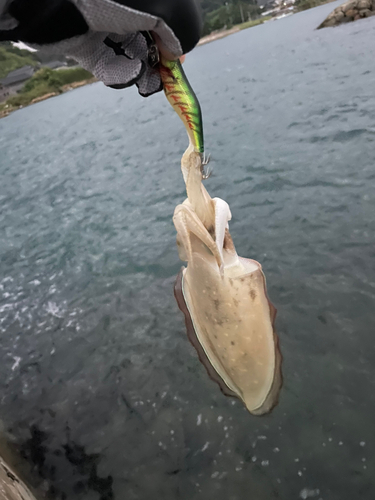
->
[159,56,210,178]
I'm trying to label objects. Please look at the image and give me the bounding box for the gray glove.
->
[0,0,202,96]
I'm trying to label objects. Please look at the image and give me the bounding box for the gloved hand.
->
[0,0,202,96]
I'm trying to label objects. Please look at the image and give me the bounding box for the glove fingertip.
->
[137,80,163,98]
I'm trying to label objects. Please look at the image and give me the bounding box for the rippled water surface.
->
[1,3,375,499]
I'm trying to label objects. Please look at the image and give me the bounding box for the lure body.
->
[160,57,204,155]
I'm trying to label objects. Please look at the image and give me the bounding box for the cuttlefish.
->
[160,55,282,415]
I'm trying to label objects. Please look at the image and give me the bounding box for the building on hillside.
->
[0,65,36,97]
[44,60,68,70]
[260,0,295,18]
[0,84,12,103]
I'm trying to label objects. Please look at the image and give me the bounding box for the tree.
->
[200,1,261,34]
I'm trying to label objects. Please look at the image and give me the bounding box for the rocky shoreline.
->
[318,0,375,27]
[198,27,241,46]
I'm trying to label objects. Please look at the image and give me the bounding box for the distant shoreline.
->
[0,77,97,119]
[0,18,283,119]
[0,3,337,119]
[198,26,242,46]
[0,17,276,120]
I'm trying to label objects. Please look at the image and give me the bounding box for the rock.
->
[328,9,343,19]
[342,0,358,11]
[30,92,58,104]
[335,11,345,20]
[357,0,372,9]
[345,8,358,16]
[318,0,375,28]
[320,18,337,27]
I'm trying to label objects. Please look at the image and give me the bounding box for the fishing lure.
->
[159,56,210,178]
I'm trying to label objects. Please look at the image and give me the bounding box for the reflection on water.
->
[0,1,375,498]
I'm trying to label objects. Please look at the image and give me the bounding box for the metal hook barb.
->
[201,153,212,180]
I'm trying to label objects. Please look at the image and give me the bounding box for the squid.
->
[160,56,282,415]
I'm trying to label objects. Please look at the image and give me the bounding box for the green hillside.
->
[2,67,93,109]
[0,43,38,79]
[199,0,261,34]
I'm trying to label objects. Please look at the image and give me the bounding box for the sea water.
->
[0,2,375,499]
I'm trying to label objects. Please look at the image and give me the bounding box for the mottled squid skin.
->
[160,55,282,415]
[174,240,282,415]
